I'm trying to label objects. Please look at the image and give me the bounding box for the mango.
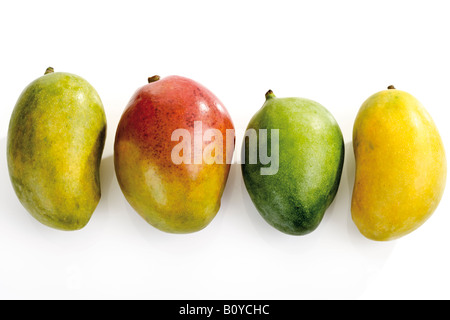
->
[241,90,345,235]
[352,86,446,241]
[114,75,234,233]
[7,67,107,230]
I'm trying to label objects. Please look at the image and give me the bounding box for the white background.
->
[0,0,449,299]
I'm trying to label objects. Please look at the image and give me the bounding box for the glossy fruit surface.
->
[241,91,344,235]
[7,68,106,230]
[352,87,446,241]
[114,75,234,233]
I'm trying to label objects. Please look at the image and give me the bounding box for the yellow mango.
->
[352,86,446,241]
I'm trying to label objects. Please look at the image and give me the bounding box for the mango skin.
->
[241,93,345,235]
[114,75,234,234]
[352,88,446,241]
[7,71,107,230]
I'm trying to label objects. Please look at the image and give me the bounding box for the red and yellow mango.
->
[114,75,234,233]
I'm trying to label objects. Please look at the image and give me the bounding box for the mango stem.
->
[265,89,276,100]
[148,75,160,83]
[45,67,54,75]
[388,85,396,89]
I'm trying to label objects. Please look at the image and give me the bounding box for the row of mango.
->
[7,67,446,241]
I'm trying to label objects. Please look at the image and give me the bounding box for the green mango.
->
[7,67,107,230]
[241,90,344,235]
